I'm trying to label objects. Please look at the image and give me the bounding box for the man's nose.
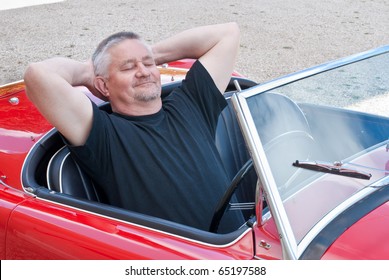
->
[135,62,150,77]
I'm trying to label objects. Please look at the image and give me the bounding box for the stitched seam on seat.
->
[46,145,66,191]
[58,152,71,194]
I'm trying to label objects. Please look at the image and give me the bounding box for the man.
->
[24,22,243,232]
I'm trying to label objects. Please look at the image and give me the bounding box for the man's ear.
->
[94,77,110,100]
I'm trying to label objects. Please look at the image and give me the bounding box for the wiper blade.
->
[293,160,372,180]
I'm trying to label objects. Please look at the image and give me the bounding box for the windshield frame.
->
[232,45,389,259]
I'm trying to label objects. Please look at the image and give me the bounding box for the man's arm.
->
[152,22,240,93]
[24,58,95,146]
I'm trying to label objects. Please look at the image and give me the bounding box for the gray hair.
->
[92,31,141,77]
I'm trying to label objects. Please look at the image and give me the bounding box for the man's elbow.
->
[23,62,43,100]
[24,63,37,85]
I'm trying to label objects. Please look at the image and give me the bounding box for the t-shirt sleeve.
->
[178,60,227,133]
[66,102,112,186]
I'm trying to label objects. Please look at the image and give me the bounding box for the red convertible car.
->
[1,47,389,260]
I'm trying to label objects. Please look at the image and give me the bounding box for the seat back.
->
[216,98,251,181]
[46,146,102,202]
[247,92,311,143]
[215,97,256,211]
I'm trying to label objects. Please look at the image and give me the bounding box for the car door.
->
[5,193,255,259]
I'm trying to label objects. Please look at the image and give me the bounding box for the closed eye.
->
[120,57,155,71]
[120,63,135,71]
[143,58,155,67]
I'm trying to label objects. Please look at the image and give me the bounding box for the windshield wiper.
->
[293,160,372,180]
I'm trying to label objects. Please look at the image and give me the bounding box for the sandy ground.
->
[1,0,388,112]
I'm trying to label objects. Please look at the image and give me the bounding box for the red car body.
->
[1,50,389,259]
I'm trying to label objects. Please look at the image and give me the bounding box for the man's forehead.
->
[109,40,152,62]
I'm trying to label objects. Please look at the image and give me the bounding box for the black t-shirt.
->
[69,60,243,232]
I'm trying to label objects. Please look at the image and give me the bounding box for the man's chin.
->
[135,91,161,102]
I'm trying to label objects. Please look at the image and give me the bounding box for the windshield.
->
[275,52,389,117]
[234,47,389,253]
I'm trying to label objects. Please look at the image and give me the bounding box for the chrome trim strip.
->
[371,175,389,188]
[229,202,255,210]
[0,79,24,88]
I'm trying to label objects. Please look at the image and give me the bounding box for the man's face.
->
[104,39,161,111]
